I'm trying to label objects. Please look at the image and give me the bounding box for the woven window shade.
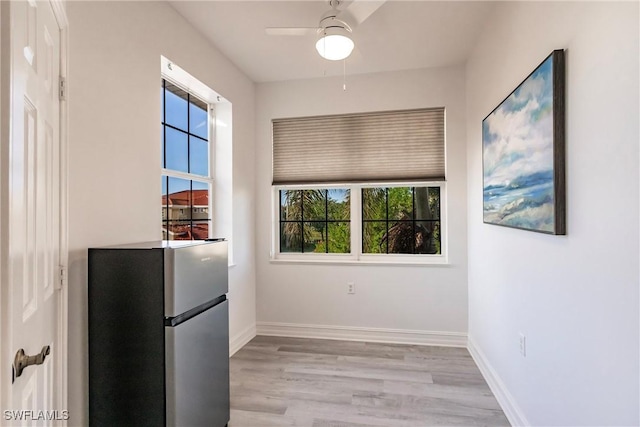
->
[163,79,208,110]
[272,107,445,185]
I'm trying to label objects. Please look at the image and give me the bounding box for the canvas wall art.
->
[482,49,566,235]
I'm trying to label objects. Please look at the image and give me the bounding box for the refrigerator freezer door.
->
[164,240,228,317]
[165,300,230,427]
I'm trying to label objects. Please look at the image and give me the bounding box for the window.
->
[161,79,213,240]
[274,183,443,261]
[362,186,440,254]
[279,189,350,253]
[272,108,446,263]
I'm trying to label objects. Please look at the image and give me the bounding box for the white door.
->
[3,0,63,425]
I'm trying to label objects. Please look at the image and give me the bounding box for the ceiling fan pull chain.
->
[343,59,347,91]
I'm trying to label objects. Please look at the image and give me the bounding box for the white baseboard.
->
[229,323,256,357]
[467,336,529,427]
[256,321,467,347]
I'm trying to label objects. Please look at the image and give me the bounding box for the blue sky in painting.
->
[482,55,555,231]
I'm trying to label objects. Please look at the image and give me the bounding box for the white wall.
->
[466,2,639,425]
[255,66,468,342]
[67,2,256,425]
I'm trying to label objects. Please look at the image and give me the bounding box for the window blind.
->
[164,80,208,110]
[272,107,445,185]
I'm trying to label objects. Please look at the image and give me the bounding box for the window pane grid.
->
[163,122,208,142]
[162,78,212,241]
[161,79,209,176]
[277,185,441,257]
[162,176,211,241]
[279,189,350,254]
[362,186,441,255]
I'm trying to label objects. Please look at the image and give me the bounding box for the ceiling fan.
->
[265,0,387,61]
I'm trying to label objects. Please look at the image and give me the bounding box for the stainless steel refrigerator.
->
[88,240,230,427]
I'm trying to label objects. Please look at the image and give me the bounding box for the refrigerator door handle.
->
[164,295,226,327]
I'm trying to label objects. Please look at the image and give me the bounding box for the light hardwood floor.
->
[229,336,509,427]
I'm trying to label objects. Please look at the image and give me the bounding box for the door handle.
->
[12,346,50,383]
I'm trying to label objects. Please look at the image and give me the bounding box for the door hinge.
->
[56,265,66,290]
[58,76,66,101]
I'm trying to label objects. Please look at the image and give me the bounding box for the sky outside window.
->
[162,79,211,240]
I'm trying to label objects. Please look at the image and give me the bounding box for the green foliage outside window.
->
[363,187,440,254]
[279,186,441,255]
[280,189,350,253]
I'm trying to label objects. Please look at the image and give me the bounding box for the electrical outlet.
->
[347,282,355,294]
[518,333,526,357]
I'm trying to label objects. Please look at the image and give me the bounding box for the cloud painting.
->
[483,51,565,234]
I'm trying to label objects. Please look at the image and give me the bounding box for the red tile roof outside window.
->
[162,190,210,240]
[161,189,208,207]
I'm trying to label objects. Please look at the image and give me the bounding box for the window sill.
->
[269,256,450,267]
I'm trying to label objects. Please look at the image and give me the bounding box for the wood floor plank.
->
[229,336,509,427]
[230,393,289,415]
[431,372,493,388]
[285,366,434,384]
[312,419,381,427]
[280,370,386,393]
[336,355,437,372]
[279,345,404,360]
[228,409,302,427]
[383,380,494,400]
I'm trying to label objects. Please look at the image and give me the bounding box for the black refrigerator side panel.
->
[88,249,166,426]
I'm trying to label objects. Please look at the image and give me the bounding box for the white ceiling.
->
[169,1,496,83]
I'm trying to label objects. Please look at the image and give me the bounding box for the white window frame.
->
[160,77,215,240]
[271,181,448,265]
[160,56,234,264]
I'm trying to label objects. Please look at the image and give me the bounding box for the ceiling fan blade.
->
[265,27,319,36]
[339,0,386,26]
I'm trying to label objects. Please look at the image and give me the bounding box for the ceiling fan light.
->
[315,29,354,61]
